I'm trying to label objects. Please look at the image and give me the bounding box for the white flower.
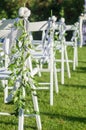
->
[18,41,22,48]
[55,32,58,35]
[3,38,10,54]
[18,7,31,18]
[60,17,65,23]
[52,16,57,22]
[81,13,83,16]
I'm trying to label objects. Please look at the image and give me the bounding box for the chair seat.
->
[31,67,39,77]
[0,68,11,79]
[0,74,10,79]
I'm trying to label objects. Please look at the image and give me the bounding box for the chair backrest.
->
[0,18,23,49]
[0,18,50,46]
[27,20,52,56]
[65,23,79,42]
[28,21,48,32]
[28,21,49,44]
[0,38,10,69]
[56,21,79,43]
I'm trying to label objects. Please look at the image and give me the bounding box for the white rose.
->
[60,17,65,23]
[52,16,57,22]
[18,7,31,18]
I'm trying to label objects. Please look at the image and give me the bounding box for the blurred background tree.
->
[0,0,84,24]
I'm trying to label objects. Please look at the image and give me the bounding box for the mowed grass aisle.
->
[0,46,86,130]
[39,46,86,130]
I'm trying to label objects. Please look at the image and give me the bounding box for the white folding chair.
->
[0,37,12,103]
[26,18,58,105]
[64,22,79,70]
[54,19,71,84]
[0,18,42,130]
[55,19,79,84]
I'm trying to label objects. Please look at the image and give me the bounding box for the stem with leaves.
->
[8,18,36,116]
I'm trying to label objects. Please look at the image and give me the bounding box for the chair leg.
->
[36,60,41,77]
[54,62,59,93]
[49,49,54,106]
[73,43,78,70]
[61,44,64,84]
[18,108,24,130]
[73,46,76,70]
[64,46,71,78]
[76,45,78,67]
[2,80,8,103]
[32,88,42,130]
[73,54,75,70]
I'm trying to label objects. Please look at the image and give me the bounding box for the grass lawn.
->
[0,46,86,130]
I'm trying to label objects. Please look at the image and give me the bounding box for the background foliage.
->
[0,0,85,24]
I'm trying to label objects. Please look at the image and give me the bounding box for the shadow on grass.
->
[0,117,37,130]
[78,61,86,64]
[41,112,86,124]
[75,67,86,73]
[0,119,17,125]
[64,84,86,89]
